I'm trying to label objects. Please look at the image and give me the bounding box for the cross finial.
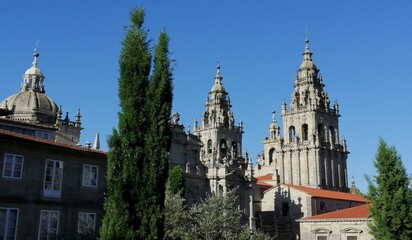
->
[272,107,277,123]
[34,40,40,53]
[305,27,309,42]
[215,56,221,79]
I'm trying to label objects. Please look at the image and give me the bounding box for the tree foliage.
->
[164,190,271,240]
[366,139,412,240]
[100,8,173,239]
[166,165,185,196]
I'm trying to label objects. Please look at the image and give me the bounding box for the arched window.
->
[269,148,276,165]
[289,126,296,142]
[302,124,309,141]
[207,139,212,154]
[220,139,227,154]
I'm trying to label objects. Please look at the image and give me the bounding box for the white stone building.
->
[256,174,368,239]
[253,38,369,240]
[256,37,349,192]
[298,204,372,240]
[168,65,255,225]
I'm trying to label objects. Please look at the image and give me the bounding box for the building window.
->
[336,203,342,210]
[0,208,19,239]
[36,131,50,140]
[320,201,326,211]
[289,126,296,142]
[77,212,96,234]
[220,139,227,154]
[82,165,98,187]
[43,160,63,198]
[38,210,59,240]
[282,202,289,216]
[317,236,327,240]
[2,154,23,179]
[302,124,309,141]
[269,148,276,165]
[347,237,357,240]
[207,140,212,154]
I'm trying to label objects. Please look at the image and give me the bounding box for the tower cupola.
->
[299,37,317,71]
[202,64,233,129]
[210,65,226,93]
[22,52,46,93]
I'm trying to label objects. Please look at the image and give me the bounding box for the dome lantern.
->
[21,52,45,93]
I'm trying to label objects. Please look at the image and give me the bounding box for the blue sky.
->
[1,1,411,192]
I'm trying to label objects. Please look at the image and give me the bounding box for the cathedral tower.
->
[257,38,349,191]
[194,64,245,169]
[192,64,254,226]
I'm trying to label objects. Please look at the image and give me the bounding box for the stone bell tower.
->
[257,38,349,191]
[191,64,254,227]
[194,64,245,167]
[193,64,253,191]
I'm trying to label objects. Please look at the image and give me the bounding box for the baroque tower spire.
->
[257,37,349,192]
[195,64,244,168]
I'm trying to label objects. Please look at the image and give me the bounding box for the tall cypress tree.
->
[140,31,173,238]
[367,139,412,240]
[100,8,151,239]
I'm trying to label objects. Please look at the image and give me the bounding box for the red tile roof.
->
[282,184,368,203]
[302,204,370,220]
[0,129,106,155]
[255,174,368,203]
[256,174,274,181]
[256,174,276,188]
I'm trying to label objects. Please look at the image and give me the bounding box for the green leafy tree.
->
[166,165,185,196]
[164,191,188,240]
[101,8,173,239]
[164,166,186,239]
[164,189,271,240]
[367,139,412,240]
[189,190,244,240]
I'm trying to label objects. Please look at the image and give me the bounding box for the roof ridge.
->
[0,129,106,155]
[302,204,370,220]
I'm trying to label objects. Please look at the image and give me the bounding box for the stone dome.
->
[0,91,58,124]
[24,65,43,76]
[24,52,44,77]
[211,83,226,92]
[299,60,317,71]
[299,37,318,71]
[211,65,226,93]
[0,52,58,124]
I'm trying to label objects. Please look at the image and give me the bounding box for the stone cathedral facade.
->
[168,65,255,226]
[0,38,365,239]
[256,38,349,192]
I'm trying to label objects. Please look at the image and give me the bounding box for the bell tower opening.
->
[302,124,308,141]
[289,126,296,142]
